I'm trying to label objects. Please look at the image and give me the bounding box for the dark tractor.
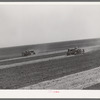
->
[22,50,35,56]
[67,47,85,56]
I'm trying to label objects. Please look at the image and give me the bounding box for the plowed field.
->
[0,45,100,89]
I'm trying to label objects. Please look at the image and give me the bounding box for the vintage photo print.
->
[0,2,100,94]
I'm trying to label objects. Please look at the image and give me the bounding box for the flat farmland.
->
[0,38,100,89]
[0,48,100,89]
[0,45,98,66]
[0,38,100,60]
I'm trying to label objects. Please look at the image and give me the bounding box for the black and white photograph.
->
[0,2,100,90]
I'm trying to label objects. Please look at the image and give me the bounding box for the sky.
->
[0,4,100,48]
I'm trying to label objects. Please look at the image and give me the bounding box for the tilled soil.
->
[0,45,99,66]
[21,66,100,89]
[0,45,100,89]
[0,49,100,89]
[0,50,67,66]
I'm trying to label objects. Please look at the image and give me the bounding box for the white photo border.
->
[0,2,100,99]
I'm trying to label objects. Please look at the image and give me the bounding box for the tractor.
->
[67,47,85,56]
[22,50,35,56]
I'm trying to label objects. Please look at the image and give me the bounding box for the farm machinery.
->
[22,50,35,56]
[67,47,85,56]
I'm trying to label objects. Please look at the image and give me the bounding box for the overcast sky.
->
[0,4,100,48]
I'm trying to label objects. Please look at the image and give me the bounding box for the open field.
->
[0,38,100,89]
[0,38,100,60]
[0,47,100,89]
[0,45,99,67]
[0,45,98,69]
